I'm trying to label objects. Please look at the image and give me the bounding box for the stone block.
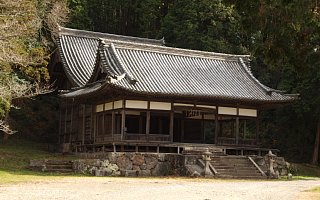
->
[95,169,105,177]
[139,169,151,176]
[151,162,171,176]
[140,164,147,170]
[109,163,119,171]
[116,155,132,170]
[132,165,141,171]
[145,156,158,170]
[101,160,110,167]
[132,154,145,166]
[122,170,139,177]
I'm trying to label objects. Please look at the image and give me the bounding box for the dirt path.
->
[0,177,319,200]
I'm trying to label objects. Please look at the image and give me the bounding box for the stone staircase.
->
[44,160,73,173]
[210,156,266,179]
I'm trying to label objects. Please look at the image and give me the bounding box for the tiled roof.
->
[57,27,164,86]
[58,27,296,103]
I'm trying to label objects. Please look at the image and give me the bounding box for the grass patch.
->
[290,163,320,179]
[308,186,320,192]
[0,139,78,184]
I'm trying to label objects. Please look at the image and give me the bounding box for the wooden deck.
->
[70,141,279,156]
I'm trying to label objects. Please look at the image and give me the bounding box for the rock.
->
[101,160,109,167]
[116,155,132,170]
[132,154,145,166]
[145,156,158,170]
[112,170,121,176]
[89,166,97,175]
[151,162,170,176]
[140,169,151,176]
[140,164,147,170]
[95,160,101,166]
[157,154,166,162]
[109,163,119,171]
[95,169,105,177]
[123,170,139,177]
[102,167,113,176]
[132,165,141,171]
[190,171,201,177]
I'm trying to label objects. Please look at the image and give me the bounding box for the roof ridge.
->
[58,26,164,46]
[110,41,250,61]
[238,58,281,95]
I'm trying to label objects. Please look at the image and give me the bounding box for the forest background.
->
[0,0,319,164]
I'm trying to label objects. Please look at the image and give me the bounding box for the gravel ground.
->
[0,177,319,200]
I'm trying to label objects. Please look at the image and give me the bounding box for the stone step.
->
[44,168,74,173]
[216,174,266,179]
[46,164,73,169]
[46,160,72,165]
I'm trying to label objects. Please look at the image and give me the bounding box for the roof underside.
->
[58,27,296,103]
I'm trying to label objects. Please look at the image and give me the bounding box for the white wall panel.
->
[218,107,237,115]
[96,104,104,112]
[239,108,257,117]
[125,100,148,109]
[150,101,171,110]
[114,100,123,109]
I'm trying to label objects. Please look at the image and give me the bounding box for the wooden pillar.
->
[58,105,62,144]
[90,105,93,142]
[169,104,174,142]
[111,111,115,141]
[121,108,126,141]
[181,119,185,142]
[102,104,105,137]
[64,106,68,143]
[214,108,219,145]
[235,107,239,145]
[69,104,73,143]
[146,111,150,141]
[82,104,85,145]
[146,101,150,141]
[201,113,205,143]
[92,105,96,144]
[256,110,260,145]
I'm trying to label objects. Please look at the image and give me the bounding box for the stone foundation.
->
[29,152,289,178]
[72,152,184,177]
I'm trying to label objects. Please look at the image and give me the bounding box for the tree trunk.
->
[311,118,320,165]
[2,133,8,143]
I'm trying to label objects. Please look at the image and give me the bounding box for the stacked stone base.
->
[30,152,289,178]
[71,153,184,177]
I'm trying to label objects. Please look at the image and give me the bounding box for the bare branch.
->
[0,120,17,135]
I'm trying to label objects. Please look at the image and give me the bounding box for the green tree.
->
[0,0,68,140]
[161,0,246,53]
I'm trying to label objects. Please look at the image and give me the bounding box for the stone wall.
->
[73,152,184,177]
[252,155,290,177]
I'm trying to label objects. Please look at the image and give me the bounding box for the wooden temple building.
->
[51,27,296,154]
